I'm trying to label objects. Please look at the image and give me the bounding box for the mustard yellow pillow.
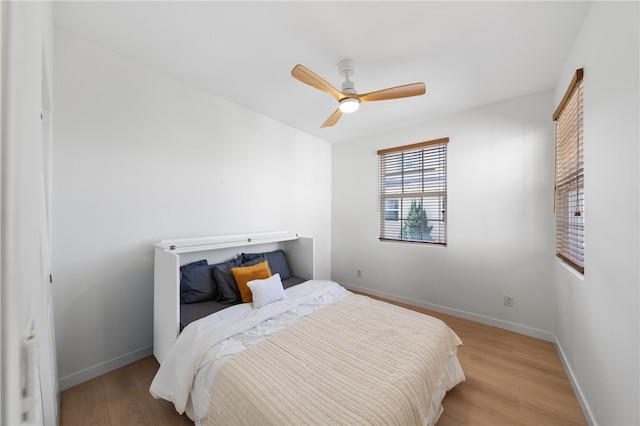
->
[231,260,272,303]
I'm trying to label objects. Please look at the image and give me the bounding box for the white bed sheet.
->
[150,279,464,426]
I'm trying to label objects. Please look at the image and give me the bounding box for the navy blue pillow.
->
[213,256,266,304]
[180,260,217,304]
[242,250,291,280]
[180,259,207,284]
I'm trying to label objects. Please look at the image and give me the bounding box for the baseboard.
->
[553,337,597,426]
[58,345,153,391]
[343,284,555,342]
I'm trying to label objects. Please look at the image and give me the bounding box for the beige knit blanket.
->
[208,294,462,425]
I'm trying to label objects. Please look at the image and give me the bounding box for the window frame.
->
[553,68,584,274]
[377,137,448,246]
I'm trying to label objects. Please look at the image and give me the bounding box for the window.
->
[378,138,448,245]
[553,68,584,274]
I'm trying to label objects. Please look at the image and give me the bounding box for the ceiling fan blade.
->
[358,82,426,103]
[292,64,343,100]
[321,108,343,128]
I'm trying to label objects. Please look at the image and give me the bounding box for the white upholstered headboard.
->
[153,231,314,364]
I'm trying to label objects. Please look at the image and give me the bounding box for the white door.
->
[0,2,58,424]
[39,108,59,426]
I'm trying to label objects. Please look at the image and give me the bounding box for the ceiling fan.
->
[291,59,426,128]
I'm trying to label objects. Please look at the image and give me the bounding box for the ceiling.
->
[52,1,591,143]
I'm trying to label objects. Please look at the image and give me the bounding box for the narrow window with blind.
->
[378,138,448,245]
[553,68,584,274]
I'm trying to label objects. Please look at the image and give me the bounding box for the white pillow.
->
[247,273,287,308]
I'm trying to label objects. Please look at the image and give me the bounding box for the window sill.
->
[379,238,446,247]
[557,258,585,282]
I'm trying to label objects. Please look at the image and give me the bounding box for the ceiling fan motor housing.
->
[341,79,356,94]
[338,59,357,94]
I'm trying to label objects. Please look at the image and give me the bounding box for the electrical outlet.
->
[504,295,515,307]
[357,269,362,278]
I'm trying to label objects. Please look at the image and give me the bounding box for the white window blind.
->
[553,68,584,274]
[378,138,448,245]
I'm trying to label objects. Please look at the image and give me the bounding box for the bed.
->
[150,232,465,425]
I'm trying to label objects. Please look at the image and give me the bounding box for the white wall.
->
[52,29,331,389]
[332,91,556,338]
[553,3,639,425]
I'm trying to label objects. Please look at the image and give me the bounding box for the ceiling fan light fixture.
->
[339,97,360,113]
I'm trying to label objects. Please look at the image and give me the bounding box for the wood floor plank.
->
[101,357,150,425]
[61,292,586,425]
[60,377,111,426]
[61,357,192,426]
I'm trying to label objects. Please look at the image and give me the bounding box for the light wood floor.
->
[60,294,586,425]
